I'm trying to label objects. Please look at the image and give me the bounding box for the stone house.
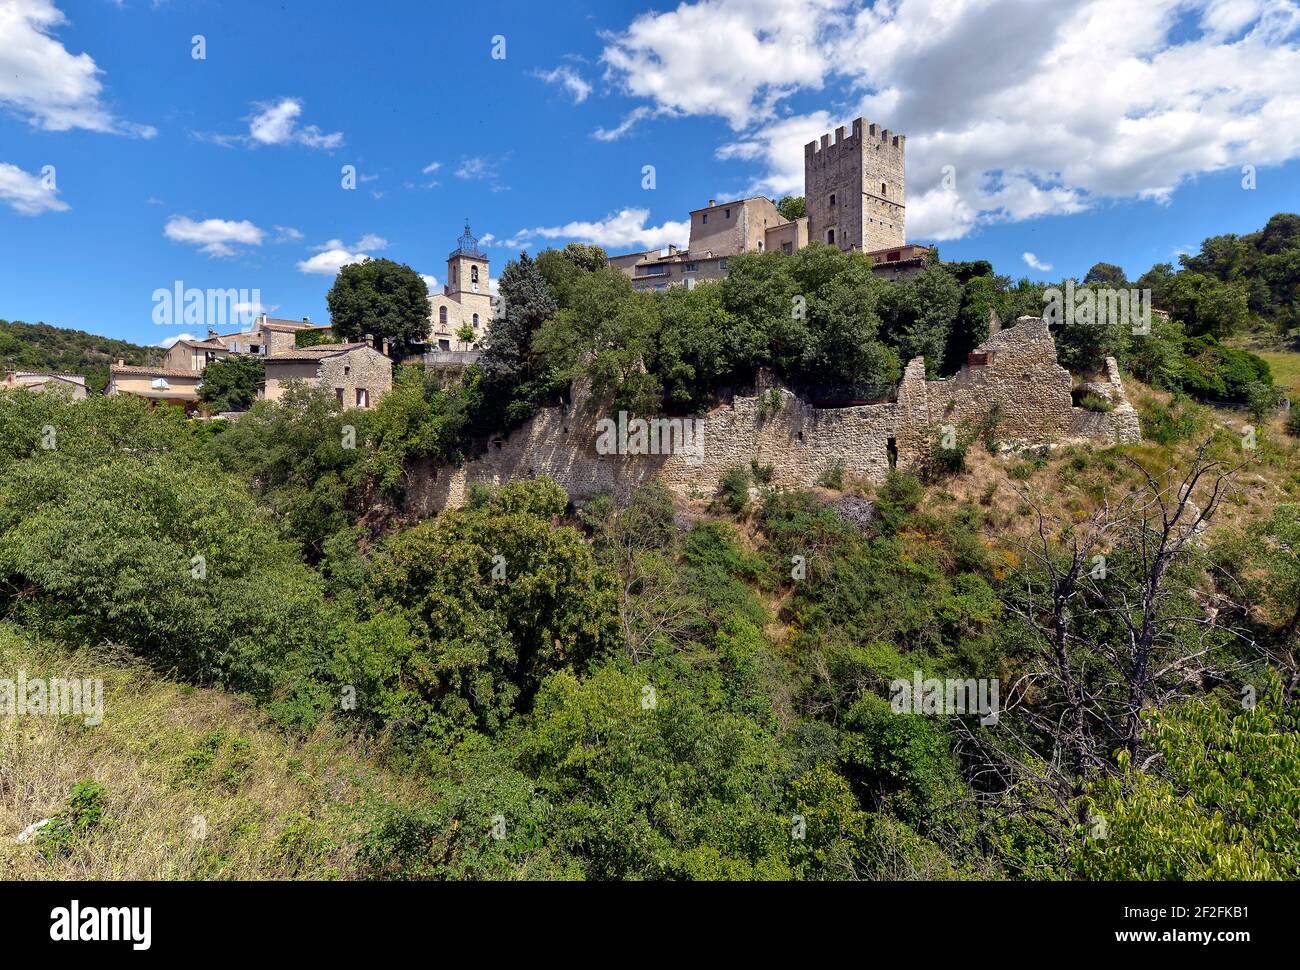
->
[261,342,392,409]
[214,315,332,356]
[1,371,89,399]
[161,336,230,372]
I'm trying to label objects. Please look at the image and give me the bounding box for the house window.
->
[725,207,731,218]
[684,262,698,272]
[758,241,764,251]
[702,213,708,224]
[439,306,448,326]
[827,228,835,245]
[344,365,351,376]
[356,388,369,408]
[782,242,793,255]
[719,258,728,270]
[335,388,344,405]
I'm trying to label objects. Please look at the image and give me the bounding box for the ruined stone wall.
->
[899,316,1075,461]
[408,316,1140,515]
[1070,356,1142,444]
[408,373,899,515]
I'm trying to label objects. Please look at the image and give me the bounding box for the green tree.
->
[1076,689,1300,880]
[326,258,431,355]
[198,355,264,412]
[341,479,622,739]
[1083,262,1128,286]
[480,251,560,424]
[204,383,363,558]
[777,195,806,220]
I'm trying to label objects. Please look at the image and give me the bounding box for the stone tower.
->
[804,118,905,253]
[446,222,492,319]
[429,222,494,351]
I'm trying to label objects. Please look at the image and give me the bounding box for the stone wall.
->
[409,316,1140,514]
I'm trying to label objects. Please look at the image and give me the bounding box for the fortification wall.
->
[408,316,1140,515]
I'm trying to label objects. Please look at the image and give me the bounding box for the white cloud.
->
[296,234,386,275]
[592,106,658,142]
[601,0,1300,241]
[248,97,342,148]
[297,247,370,275]
[232,300,278,317]
[0,0,155,136]
[600,0,840,130]
[422,161,442,174]
[455,157,492,180]
[1022,252,1054,272]
[155,333,198,349]
[200,98,343,150]
[0,161,68,215]
[534,65,593,103]
[164,216,264,258]
[512,208,690,253]
[273,225,304,242]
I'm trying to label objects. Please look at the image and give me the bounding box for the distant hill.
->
[0,319,154,394]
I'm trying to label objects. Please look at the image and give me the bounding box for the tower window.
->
[827,228,835,245]
[829,193,836,207]
[472,313,480,328]
[471,265,479,283]
[882,182,887,196]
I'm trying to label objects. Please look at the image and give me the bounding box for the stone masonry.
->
[408,317,1141,514]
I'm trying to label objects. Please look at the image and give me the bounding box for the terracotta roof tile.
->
[266,342,371,360]
[110,365,203,378]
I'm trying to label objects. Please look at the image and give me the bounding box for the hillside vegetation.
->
[0,319,153,393]
[2,214,1299,880]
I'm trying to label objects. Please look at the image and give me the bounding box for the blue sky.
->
[1,0,1298,347]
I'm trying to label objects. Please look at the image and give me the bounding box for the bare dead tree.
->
[957,438,1250,850]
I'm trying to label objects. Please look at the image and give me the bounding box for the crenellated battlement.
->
[806,117,905,167]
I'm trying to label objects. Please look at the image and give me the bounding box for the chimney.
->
[116,359,124,367]
[708,199,716,207]
[302,316,310,323]
[208,329,219,340]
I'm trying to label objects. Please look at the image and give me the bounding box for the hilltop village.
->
[4,116,1142,497]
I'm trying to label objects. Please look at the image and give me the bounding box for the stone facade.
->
[2,371,89,399]
[429,223,494,351]
[410,317,1141,514]
[262,342,392,409]
[805,118,906,253]
[610,115,917,289]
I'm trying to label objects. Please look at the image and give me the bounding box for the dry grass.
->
[914,377,1300,547]
[0,626,424,880]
